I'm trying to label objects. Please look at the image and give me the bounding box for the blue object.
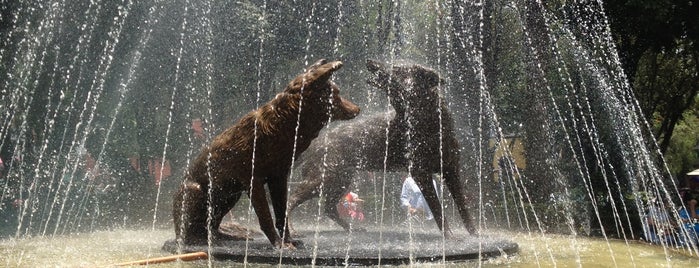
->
[677,208,699,246]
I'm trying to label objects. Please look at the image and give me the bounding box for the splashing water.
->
[0,0,695,267]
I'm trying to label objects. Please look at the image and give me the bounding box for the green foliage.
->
[664,96,699,175]
[485,3,529,134]
[606,0,699,160]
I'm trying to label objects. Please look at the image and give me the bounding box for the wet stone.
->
[162,228,519,266]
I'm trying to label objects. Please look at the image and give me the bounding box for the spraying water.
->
[0,0,693,267]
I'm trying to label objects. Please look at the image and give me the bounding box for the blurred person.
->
[337,191,364,222]
[400,176,439,220]
[642,201,677,245]
[679,175,699,221]
[677,174,699,245]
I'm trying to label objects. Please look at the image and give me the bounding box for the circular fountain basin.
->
[162,228,518,266]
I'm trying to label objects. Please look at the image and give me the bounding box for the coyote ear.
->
[366,59,391,90]
[306,60,343,89]
[286,59,343,94]
[366,59,386,74]
[307,59,329,71]
[419,68,441,88]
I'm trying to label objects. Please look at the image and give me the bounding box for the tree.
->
[604,0,699,155]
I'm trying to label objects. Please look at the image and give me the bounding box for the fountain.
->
[0,0,696,267]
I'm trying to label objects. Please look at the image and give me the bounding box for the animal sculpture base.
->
[162,227,518,266]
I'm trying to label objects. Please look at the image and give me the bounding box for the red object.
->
[149,159,172,185]
[345,192,355,202]
[12,199,22,208]
[337,192,364,221]
[129,156,141,172]
[85,153,96,172]
[192,119,205,139]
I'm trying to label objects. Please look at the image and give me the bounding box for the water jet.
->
[0,0,694,266]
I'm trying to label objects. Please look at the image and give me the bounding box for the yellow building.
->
[491,135,526,181]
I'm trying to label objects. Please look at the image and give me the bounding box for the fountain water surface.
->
[0,0,695,267]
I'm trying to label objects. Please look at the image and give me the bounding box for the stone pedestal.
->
[162,228,518,265]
